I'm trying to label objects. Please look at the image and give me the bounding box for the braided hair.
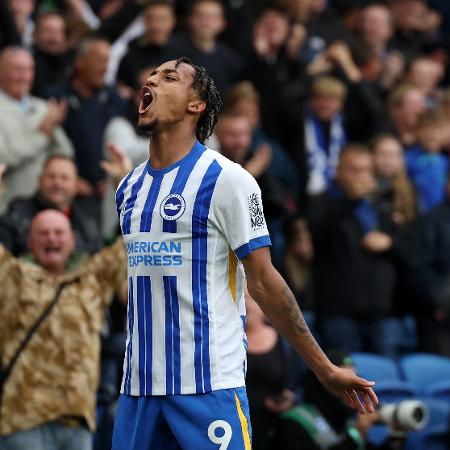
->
[175,57,222,144]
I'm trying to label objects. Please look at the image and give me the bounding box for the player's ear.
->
[187,100,206,114]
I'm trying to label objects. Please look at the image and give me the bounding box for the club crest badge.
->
[160,194,186,221]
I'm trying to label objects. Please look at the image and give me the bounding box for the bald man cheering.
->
[0,209,126,450]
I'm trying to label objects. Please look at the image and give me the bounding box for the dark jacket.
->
[0,193,103,256]
[306,191,397,319]
[31,47,72,98]
[404,201,450,316]
[44,81,125,184]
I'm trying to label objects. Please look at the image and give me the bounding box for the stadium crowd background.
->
[1,0,450,449]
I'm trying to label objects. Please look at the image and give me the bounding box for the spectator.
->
[282,218,314,325]
[102,67,150,236]
[279,0,350,64]
[405,56,445,107]
[245,294,297,450]
[224,81,299,203]
[280,76,348,205]
[0,155,103,256]
[31,12,72,97]
[357,3,394,57]
[405,109,448,213]
[388,0,443,59]
[117,0,177,90]
[371,134,417,226]
[320,41,386,142]
[307,145,402,357]
[0,209,127,450]
[0,46,73,213]
[0,0,21,49]
[405,174,450,356]
[175,0,242,96]
[45,36,125,203]
[8,0,35,48]
[215,112,286,226]
[385,83,426,147]
[104,67,150,168]
[243,6,306,136]
[269,350,398,450]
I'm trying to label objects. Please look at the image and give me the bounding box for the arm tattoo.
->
[280,284,321,350]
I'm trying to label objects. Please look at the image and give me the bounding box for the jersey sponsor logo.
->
[127,240,183,267]
[248,193,265,230]
[160,194,186,221]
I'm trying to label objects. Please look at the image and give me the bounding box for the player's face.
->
[138,60,198,133]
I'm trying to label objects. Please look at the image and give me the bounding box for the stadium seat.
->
[404,399,450,450]
[375,380,415,403]
[424,380,450,403]
[351,353,401,382]
[399,354,450,394]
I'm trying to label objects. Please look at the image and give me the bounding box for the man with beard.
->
[111,57,377,450]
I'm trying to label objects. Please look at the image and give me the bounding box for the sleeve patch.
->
[248,193,266,231]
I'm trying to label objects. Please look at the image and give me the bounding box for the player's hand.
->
[319,365,378,414]
[101,143,132,185]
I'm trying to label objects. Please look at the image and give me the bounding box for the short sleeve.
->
[212,165,271,260]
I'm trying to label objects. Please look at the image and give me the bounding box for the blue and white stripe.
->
[118,145,271,396]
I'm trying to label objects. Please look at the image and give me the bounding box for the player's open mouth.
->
[139,86,154,114]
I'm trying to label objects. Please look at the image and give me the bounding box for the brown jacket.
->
[0,239,126,435]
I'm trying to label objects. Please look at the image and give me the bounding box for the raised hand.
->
[100,143,132,185]
[39,98,68,135]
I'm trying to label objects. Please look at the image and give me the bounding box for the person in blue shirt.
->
[405,109,448,213]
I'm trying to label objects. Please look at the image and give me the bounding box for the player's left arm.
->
[242,247,378,414]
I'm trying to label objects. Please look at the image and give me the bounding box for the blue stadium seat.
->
[351,353,401,382]
[399,354,450,394]
[404,399,450,450]
[375,380,415,403]
[424,380,450,403]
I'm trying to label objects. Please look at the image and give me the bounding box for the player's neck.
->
[150,131,197,170]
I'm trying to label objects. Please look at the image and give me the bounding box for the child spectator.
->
[405,56,444,107]
[281,76,348,205]
[405,110,448,213]
[386,83,426,147]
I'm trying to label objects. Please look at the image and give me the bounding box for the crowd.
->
[1,0,450,449]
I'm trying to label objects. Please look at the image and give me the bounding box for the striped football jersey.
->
[116,141,271,396]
